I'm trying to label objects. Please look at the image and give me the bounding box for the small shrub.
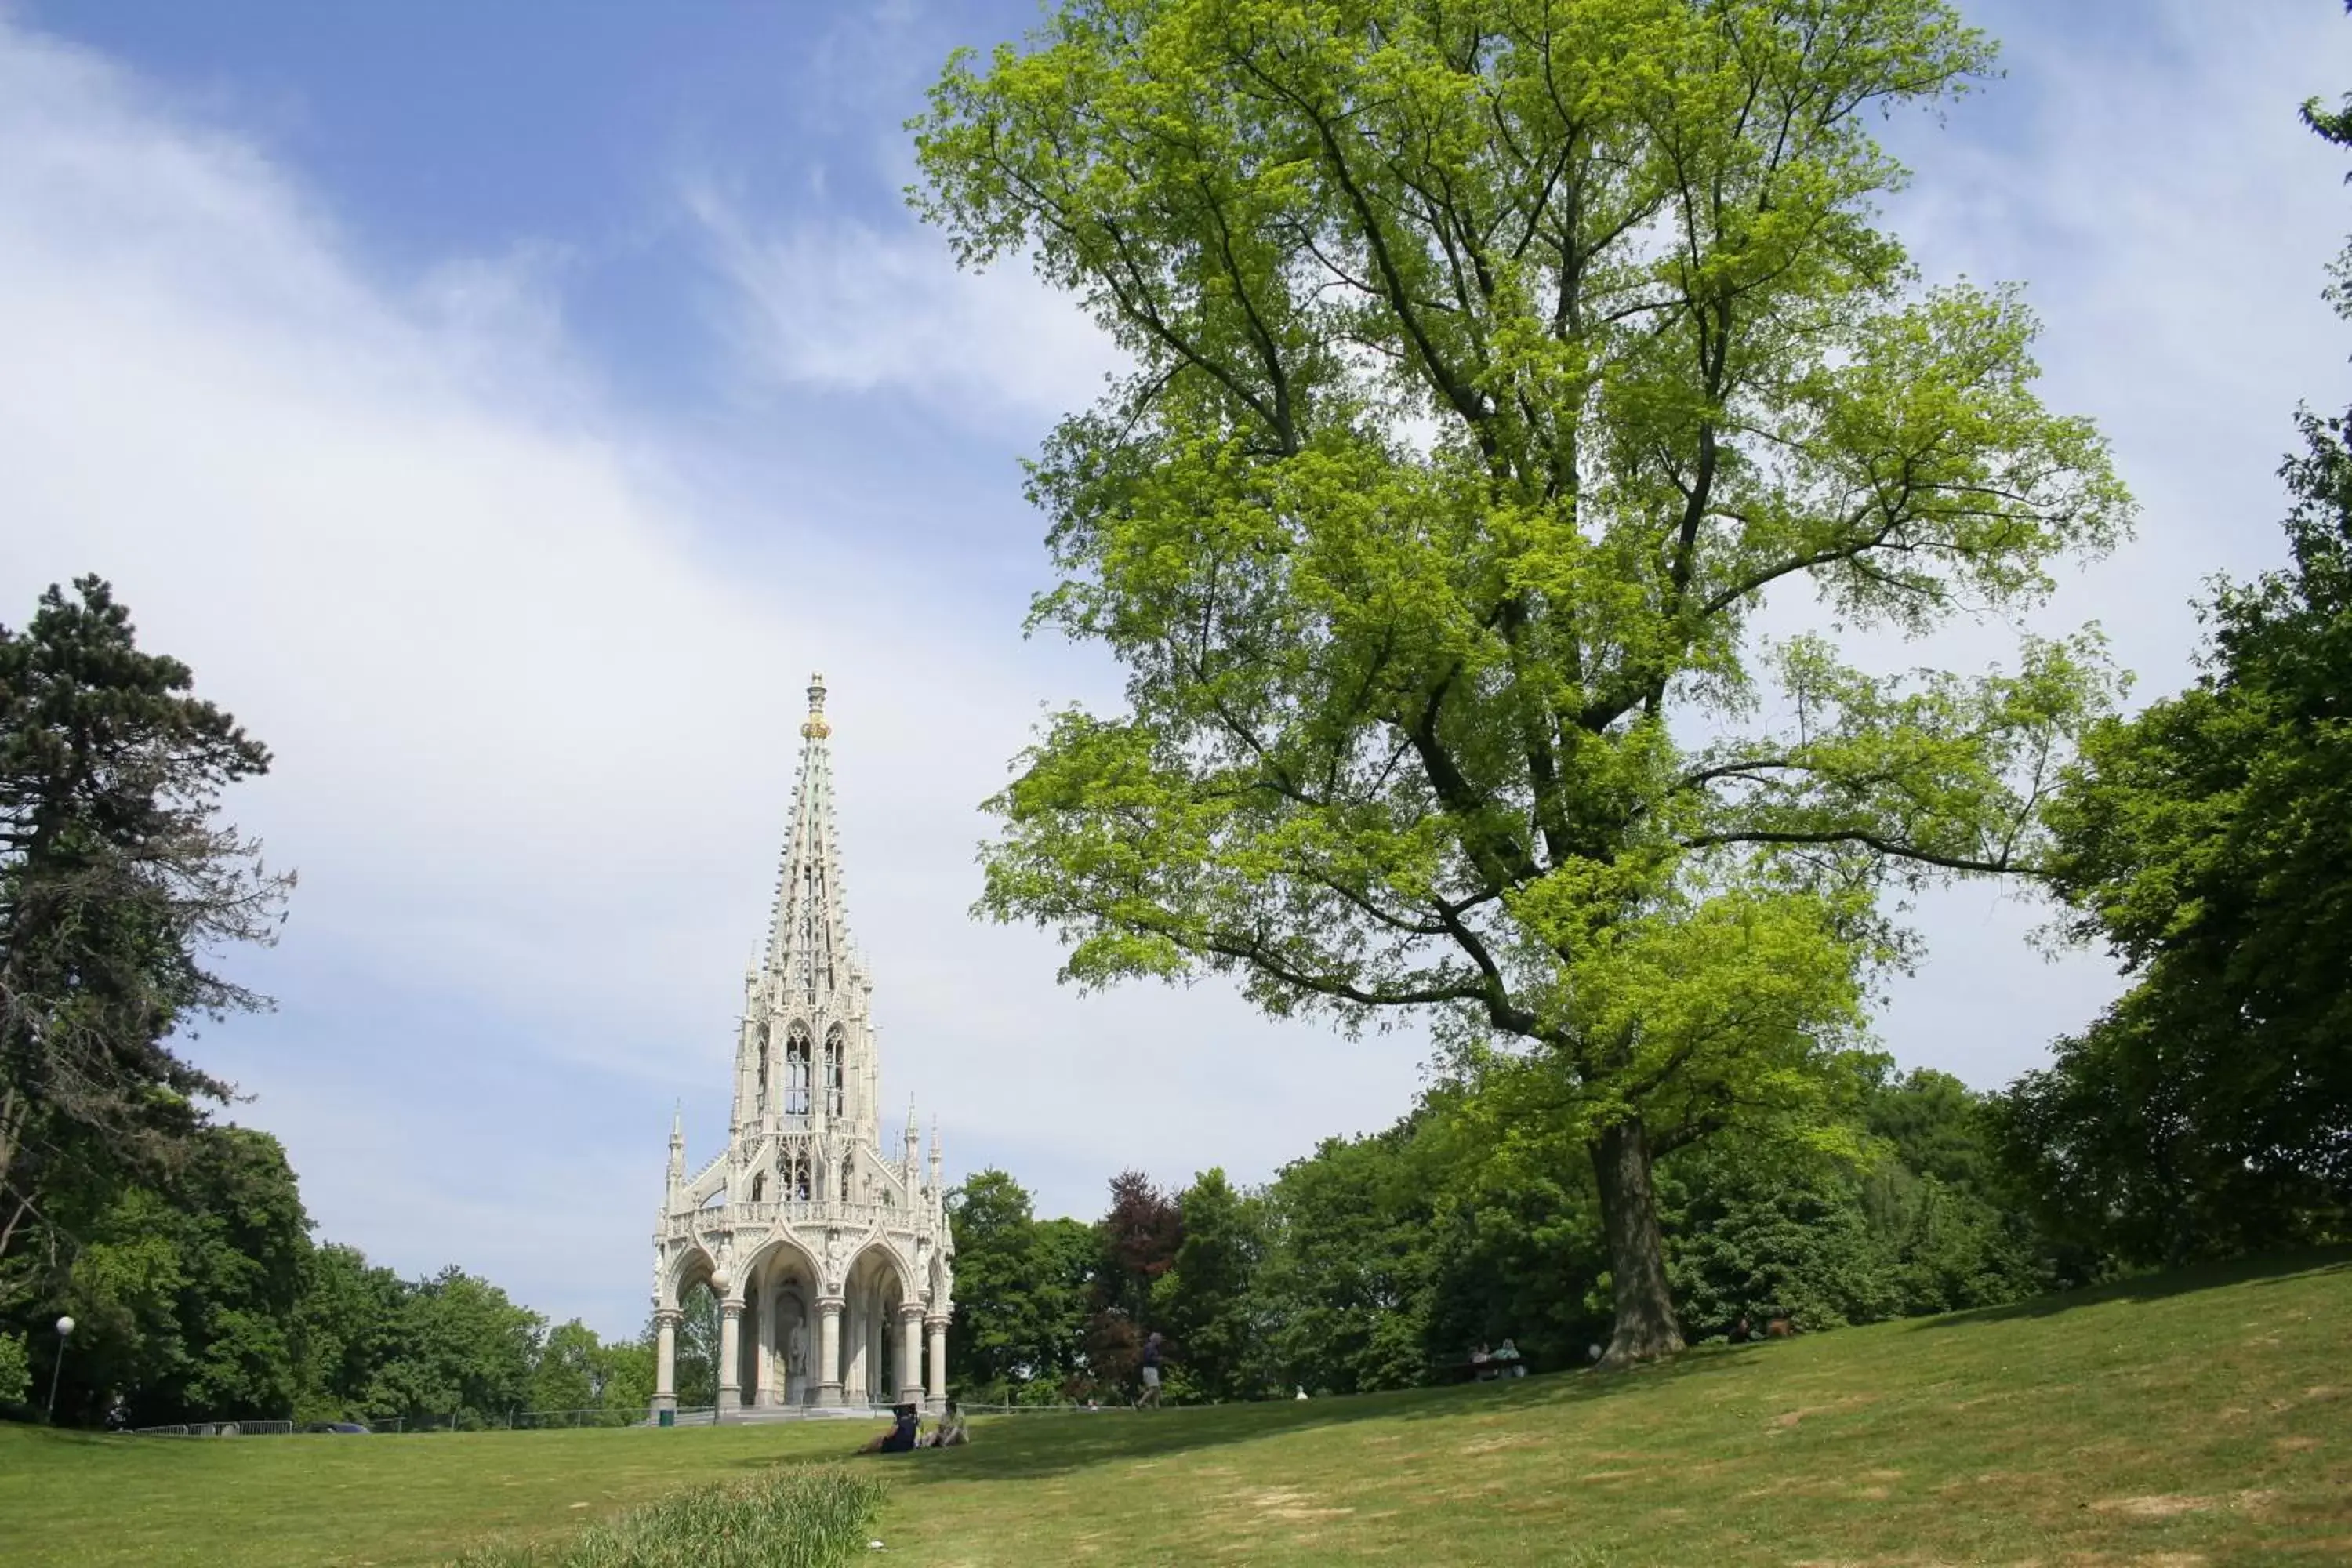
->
[0,1332,30,1409]
[451,1465,885,1568]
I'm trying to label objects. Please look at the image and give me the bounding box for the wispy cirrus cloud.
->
[684,180,1126,424]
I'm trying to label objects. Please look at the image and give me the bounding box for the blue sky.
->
[5,0,2350,1341]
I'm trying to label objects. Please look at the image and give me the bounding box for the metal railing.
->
[658,1200,910,1241]
[128,1407,707,1436]
[129,1420,296,1438]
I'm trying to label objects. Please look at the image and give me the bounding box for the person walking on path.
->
[1136,1332,1165,1409]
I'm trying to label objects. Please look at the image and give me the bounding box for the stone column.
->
[815,1297,845,1407]
[717,1300,743,1417]
[897,1304,926,1409]
[652,1308,681,1417]
[754,1277,772,1406]
[925,1314,949,1415]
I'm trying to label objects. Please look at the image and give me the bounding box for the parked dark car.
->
[301,1421,371,1435]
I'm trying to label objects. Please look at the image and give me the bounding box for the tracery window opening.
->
[784,1026,811,1116]
[823,1029,845,1119]
[795,862,822,996]
[779,1150,811,1202]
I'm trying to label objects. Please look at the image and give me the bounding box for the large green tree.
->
[2013,414,2352,1260]
[916,0,2125,1360]
[34,1125,312,1426]
[1153,1167,1273,1399]
[292,1242,404,1424]
[1251,1125,1434,1394]
[363,1267,542,1428]
[944,1168,1094,1396]
[0,577,290,1260]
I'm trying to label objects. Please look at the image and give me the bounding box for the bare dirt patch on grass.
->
[2089,1494,2212,1519]
[1230,1486,1355,1523]
[1768,1394,1878,1432]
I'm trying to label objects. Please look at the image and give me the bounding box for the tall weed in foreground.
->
[452,1465,886,1568]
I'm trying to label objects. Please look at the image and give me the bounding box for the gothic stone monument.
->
[649,676,953,1417]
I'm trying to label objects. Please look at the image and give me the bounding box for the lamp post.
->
[45,1316,74,1422]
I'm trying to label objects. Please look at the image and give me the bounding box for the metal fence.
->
[124,1399,1131,1438]
[128,1407,705,1437]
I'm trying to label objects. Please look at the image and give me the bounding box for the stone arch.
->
[662,1240,719,1310]
[839,1239,917,1406]
[743,1231,824,1289]
[739,1233,824,1406]
[927,1246,952,1312]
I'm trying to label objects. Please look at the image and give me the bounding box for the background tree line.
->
[4,1116,654,1428]
[946,1055,2054,1404]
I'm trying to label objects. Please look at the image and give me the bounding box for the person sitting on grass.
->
[856,1403,920,1455]
[927,1399,967,1448]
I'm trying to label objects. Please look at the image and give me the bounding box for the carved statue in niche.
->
[787,1319,808,1377]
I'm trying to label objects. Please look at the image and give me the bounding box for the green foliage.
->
[452,1465,887,1568]
[1250,1126,1434,1394]
[2017,392,2352,1263]
[587,1334,655,1421]
[670,1283,720,1411]
[1079,1169,1183,1392]
[362,1267,543,1428]
[26,1125,314,1426]
[942,1056,2045,1403]
[0,1330,24,1407]
[0,576,290,1265]
[944,1170,1093,1397]
[1153,1167,1274,1399]
[1664,1142,1898,1331]
[530,1320,604,1415]
[292,1243,402,1424]
[916,0,2126,1360]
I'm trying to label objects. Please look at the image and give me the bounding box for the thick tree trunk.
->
[1589,1116,1684,1369]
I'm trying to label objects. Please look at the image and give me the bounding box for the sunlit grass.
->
[449,1465,883,1568]
[3,1250,2347,1566]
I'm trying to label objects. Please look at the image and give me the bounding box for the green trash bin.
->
[658,1409,674,1428]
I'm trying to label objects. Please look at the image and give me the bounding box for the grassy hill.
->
[5,1252,2347,1566]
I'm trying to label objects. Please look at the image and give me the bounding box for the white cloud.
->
[685,182,1127,423]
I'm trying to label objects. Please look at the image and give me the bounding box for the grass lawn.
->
[5,1251,2347,1566]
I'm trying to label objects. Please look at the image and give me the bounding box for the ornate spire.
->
[764,673,854,1000]
[800,671,831,739]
